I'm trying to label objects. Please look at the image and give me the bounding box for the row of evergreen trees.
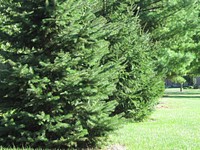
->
[0,0,164,148]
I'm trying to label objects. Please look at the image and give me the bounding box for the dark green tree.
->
[0,0,120,148]
[100,1,165,120]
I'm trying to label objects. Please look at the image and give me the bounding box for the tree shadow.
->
[163,95,200,99]
[165,92,200,95]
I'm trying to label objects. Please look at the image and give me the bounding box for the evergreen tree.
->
[100,0,165,120]
[0,0,120,148]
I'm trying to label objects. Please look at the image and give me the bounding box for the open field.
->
[107,88,200,150]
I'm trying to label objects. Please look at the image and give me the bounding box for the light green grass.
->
[107,88,200,150]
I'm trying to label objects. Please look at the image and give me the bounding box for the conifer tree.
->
[100,0,164,120]
[0,0,120,148]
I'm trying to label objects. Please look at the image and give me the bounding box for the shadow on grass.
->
[164,92,200,95]
[163,95,200,99]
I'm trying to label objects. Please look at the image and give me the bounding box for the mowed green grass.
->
[107,88,200,150]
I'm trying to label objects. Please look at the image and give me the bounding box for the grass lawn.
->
[107,88,200,150]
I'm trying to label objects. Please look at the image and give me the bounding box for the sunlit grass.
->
[107,88,200,150]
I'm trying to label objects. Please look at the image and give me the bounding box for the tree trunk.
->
[180,83,183,92]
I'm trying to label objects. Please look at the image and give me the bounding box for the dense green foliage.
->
[100,1,164,120]
[135,0,200,78]
[1,0,199,149]
[0,0,120,148]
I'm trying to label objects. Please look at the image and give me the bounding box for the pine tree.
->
[99,0,165,120]
[0,0,120,148]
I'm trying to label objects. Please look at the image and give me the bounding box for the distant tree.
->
[135,0,200,78]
